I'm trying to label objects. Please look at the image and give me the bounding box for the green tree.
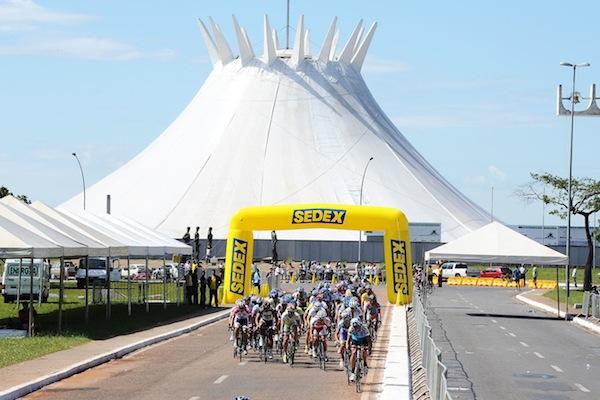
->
[0,185,32,204]
[517,173,600,291]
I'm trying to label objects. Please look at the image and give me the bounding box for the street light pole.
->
[560,61,590,316]
[72,152,86,210]
[358,157,374,266]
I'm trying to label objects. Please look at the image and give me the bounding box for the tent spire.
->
[209,17,233,65]
[232,15,253,65]
[338,20,363,64]
[196,19,220,66]
[351,22,377,71]
[291,14,305,67]
[263,15,277,64]
[318,17,337,62]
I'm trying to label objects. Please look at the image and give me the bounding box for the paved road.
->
[24,302,392,400]
[426,286,599,400]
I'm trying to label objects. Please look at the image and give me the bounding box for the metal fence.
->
[412,292,453,400]
[582,291,600,318]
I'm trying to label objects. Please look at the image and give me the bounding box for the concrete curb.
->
[515,291,600,335]
[380,305,410,400]
[0,310,230,400]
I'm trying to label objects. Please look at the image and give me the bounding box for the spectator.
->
[185,270,194,304]
[572,267,577,288]
[427,264,433,286]
[182,227,191,245]
[206,227,213,261]
[194,227,200,262]
[191,263,199,304]
[252,264,261,294]
[514,267,521,290]
[18,302,37,332]
[519,265,526,287]
[199,268,206,308]
[532,265,538,288]
[208,271,221,307]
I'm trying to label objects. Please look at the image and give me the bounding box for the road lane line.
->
[214,375,229,384]
[508,332,516,337]
[574,383,590,393]
[238,361,247,366]
[491,319,497,323]
[534,352,544,359]
[551,365,563,373]
[188,397,201,400]
[499,326,506,330]
[519,341,529,347]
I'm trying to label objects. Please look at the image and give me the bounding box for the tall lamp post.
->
[357,157,374,266]
[559,61,590,313]
[72,152,86,210]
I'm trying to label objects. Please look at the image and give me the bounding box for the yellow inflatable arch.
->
[223,204,413,305]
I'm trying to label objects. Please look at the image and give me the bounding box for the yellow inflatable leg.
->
[312,273,316,284]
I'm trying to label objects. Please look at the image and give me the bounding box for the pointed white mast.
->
[272,29,281,50]
[351,22,377,71]
[232,15,253,65]
[209,17,233,64]
[318,17,337,62]
[304,29,310,56]
[241,27,255,57]
[353,26,364,53]
[196,19,220,66]
[330,30,339,61]
[291,15,305,67]
[338,20,363,64]
[263,15,277,64]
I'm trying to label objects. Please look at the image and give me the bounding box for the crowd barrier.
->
[446,277,557,289]
[582,292,600,318]
[413,293,453,400]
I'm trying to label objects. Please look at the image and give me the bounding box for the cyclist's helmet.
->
[287,303,296,311]
[351,317,361,327]
[341,310,351,319]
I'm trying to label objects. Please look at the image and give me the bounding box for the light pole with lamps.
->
[357,157,374,267]
[559,61,590,312]
[72,152,86,210]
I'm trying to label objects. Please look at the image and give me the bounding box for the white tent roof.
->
[1,196,109,257]
[425,221,568,265]
[60,16,490,242]
[0,216,63,258]
[30,201,129,257]
[0,202,88,258]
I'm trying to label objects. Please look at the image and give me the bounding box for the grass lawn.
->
[0,283,225,368]
[543,288,586,308]
[471,265,600,284]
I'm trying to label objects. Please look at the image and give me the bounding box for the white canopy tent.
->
[425,221,568,265]
[0,216,63,259]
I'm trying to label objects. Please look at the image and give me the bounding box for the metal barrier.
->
[413,293,453,400]
[583,291,600,318]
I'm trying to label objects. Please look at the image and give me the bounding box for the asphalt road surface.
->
[426,286,599,400]
[24,301,391,400]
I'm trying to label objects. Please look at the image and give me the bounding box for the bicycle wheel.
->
[320,341,326,370]
[355,353,362,392]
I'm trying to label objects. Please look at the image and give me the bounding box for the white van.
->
[1,259,50,303]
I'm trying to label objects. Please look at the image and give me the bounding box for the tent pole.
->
[28,257,34,337]
[163,254,167,310]
[106,256,111,320]
[127,257,131,317]
[145,256,149,313]
[84,256,89,323]
[38,258,43,307]
[58,256,64,332]
[16,258,22,308]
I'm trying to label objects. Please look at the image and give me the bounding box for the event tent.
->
[424,221,568,265]
[60,15,491,242]
[0,215,63,258]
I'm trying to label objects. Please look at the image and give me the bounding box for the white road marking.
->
[491,319,497,323]
[214,375,229,384]
[500,326,506,330]
[238,361,247,366]
[465,351,474,354]
[574,383,590,393]
[508,332,516,337]
[519,341,529,347]
[188,397,201,400]
[533,352,544,359]
[448,387,471,391]
[551,365,563,373]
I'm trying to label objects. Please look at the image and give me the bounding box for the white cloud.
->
[488,165,508,182]
[363,57,409,73]
[0,36,176,61]
[0,0,92,30]
[464,165,509,187]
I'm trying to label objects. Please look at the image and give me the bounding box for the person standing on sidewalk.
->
[532,265,538,288]
[199,268,206,308]
[513,267,521,290]
[572,267,577,288]
[519,265,526,287]
[208,271,221,307]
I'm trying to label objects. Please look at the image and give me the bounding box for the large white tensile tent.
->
[425,221,568,265]
[60,15,491,242]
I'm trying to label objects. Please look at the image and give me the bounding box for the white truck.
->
[1,259,50,303]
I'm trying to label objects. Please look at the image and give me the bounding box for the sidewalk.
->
[516,289,600,335]
[0,308,230,400]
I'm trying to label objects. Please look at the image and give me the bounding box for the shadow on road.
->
[466,312,561,321]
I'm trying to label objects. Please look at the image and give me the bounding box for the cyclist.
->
[229,299,252,354]
[363,295,381,335]
[335,309,352,369]
[310,309,331,360]
[255,298,276,358]
[347,317,371,381]
[280,302,302,363]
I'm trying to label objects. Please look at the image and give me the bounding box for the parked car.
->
[2,259,50,303]
[132,267,152,281]
[120,264,144,279]
[75,258,121,288]
[435,262,469,280]
[480,266,513,279]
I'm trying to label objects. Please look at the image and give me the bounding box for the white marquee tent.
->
[60,15,491,242]
[425,221,568,265]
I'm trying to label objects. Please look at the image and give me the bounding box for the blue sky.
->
[0,0,598,228]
